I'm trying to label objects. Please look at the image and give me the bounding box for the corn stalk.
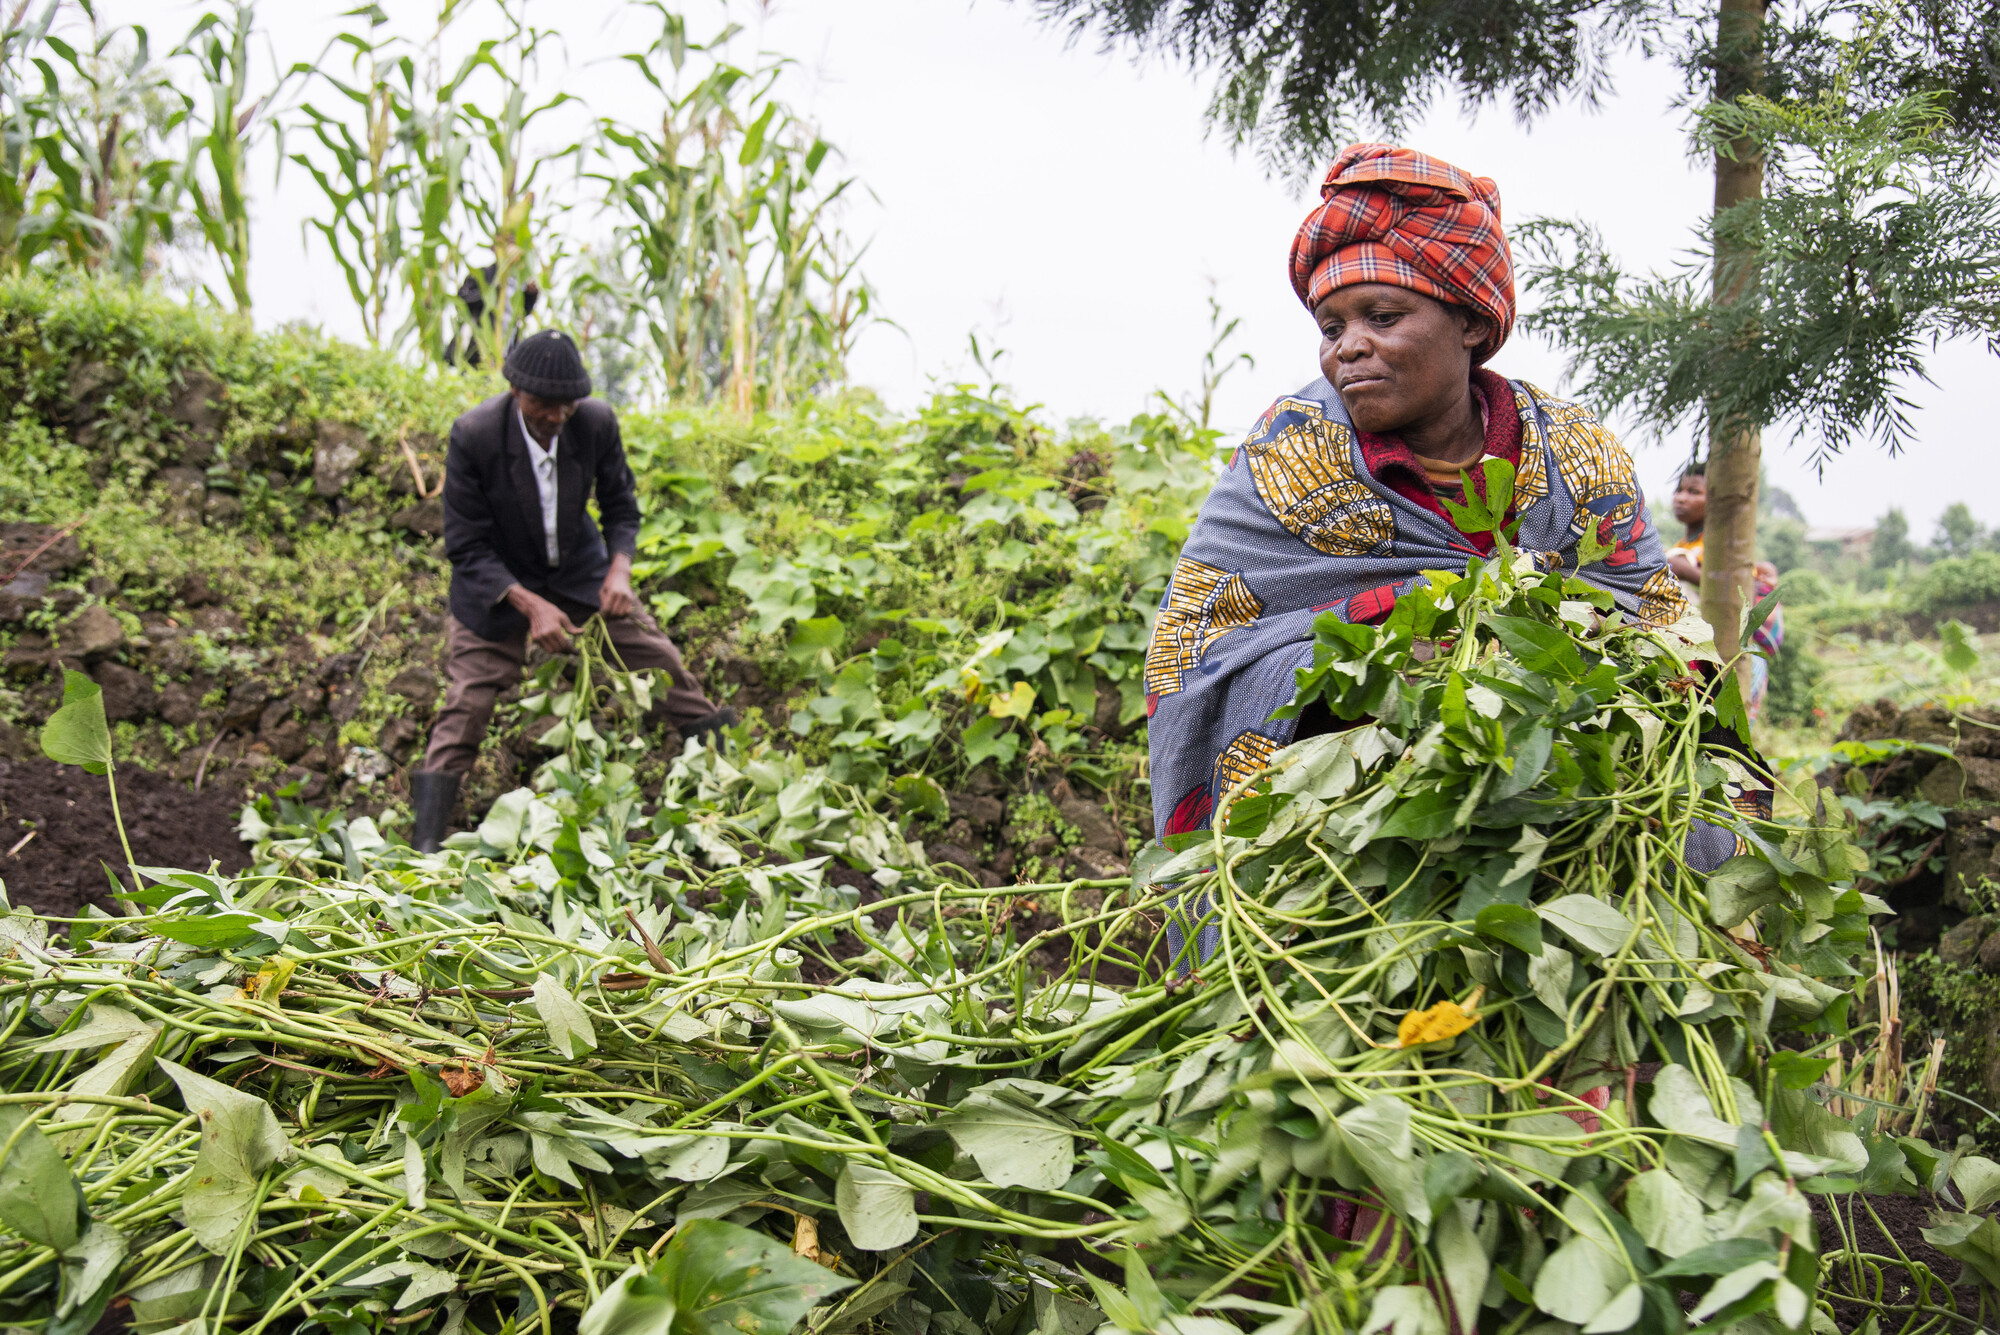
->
[0,0,183,276]
[177,0,282,313]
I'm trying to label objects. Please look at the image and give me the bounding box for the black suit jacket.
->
[442,393,643,641]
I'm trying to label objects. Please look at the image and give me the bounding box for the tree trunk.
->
[1702,0,1766,686]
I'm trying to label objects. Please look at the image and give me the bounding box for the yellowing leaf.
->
[248,957,297,1004]
[1398,999,1480,1048]
[988,681,1037,720]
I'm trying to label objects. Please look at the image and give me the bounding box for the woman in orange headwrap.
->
[1144,145,1702,956]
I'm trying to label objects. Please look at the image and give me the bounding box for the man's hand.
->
[506,585,580,652]
[598,553,637,619]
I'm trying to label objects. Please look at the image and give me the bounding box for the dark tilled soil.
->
[0,758,251,918]
[1816,1191,1987,1332]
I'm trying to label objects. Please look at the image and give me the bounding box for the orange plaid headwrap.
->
[1289,143,1515,363]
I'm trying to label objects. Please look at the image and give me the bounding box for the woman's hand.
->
[1668,550,1701,584]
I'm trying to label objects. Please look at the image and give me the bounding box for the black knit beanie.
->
[503,329,592,400]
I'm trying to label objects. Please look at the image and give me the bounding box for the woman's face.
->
[1314,284,1485,436]
[1672,473,1707,527]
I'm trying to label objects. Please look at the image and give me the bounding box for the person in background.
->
[1747,559,1784,721]
[1667,464,1781,718]
[1668,463,1705,602]
[409,329,734,852]
[447,262,541,369]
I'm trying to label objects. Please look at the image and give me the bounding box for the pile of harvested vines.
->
[1,551,1990,1335]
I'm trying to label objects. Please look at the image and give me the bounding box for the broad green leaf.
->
[786,615,845,665]
[478,788,534,851]
[1765,1085,1868,1177]
[1649,1064,1746,1151]
[1705,856,1780,928]
[1537,895,1638,956]
[1434,1203,1488,1332]
[1955,1155,2000,1214]
[579,1218,855,1335]
[1335,1098,1429,1229]
[1487,615,1586,680]
[888,773,949,823]
[156,1057,292,1252]
[1688,1261,1782,1323]
[1527,944,1574,1017]
[36,1003,155,1053]
[1765,1050,1834,1090]
[40,669,112,774]
[1373,787,1463,841]
[648,1135,730,1183]
[1534,1194,1628,1323]
[1627,1170,1706,1258]
[1941,619,1981,675]
[533,973,599,1058]
[349,1259,458,1311]
[0,1107,81,1250]
[1923,1212,2000,1290]
[52,1027,161,1150]
[1581,1283,1643,1334]
[147,913,266,948]
[1122,1177,1194,1242]
[836,1161,919,1251]
[1361,1286,1447,1335]
[940,1087,1076,1192]
[961,715,1020,768]
[56,1223,127,1322]
[1475,903,1543,955]
[1650,1238,1776,1279]
[1270,727,1388,800]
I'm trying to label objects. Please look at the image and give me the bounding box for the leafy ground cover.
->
[0,535,1976,1335]
[0,275,1214,886]
[6,274,2000,1334]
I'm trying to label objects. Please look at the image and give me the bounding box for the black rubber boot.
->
[677,707,737,748]
[410,770,461,853]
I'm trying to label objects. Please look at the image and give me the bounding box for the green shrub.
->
[1762,639,1827,725]
[1902,951,2000,1153]
[1909,550,2000,613]
[1777,567,1831,604]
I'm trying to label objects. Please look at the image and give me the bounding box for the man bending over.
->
[409,329,732,850]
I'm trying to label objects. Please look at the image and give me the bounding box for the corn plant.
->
[582,7,868,408]
[285,4,418,346]
[176,0,289,313]
[449,0,578,371]
[0,0,184,277]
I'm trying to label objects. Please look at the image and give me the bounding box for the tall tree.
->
[1030,0,2000,669]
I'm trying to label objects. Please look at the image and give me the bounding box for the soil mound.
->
[0,759,251,918]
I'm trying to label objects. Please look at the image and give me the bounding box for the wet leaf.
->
[0,1107,81,1250]
[579,1218,856,1335]
[40,669,111,775]
[940,1087,1075,1192]
[157,1057,292,1252]
[836,1161,918,1250]
[533,973,599,1058]
[1538,895,1638,955]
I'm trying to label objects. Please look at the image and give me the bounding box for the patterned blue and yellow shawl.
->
[1144,372,1689,842]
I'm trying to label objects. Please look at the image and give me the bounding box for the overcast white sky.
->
[92,0,1998,535]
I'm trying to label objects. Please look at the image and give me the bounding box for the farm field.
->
[4,0,2000,1327]
[0,277,1998,1335]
